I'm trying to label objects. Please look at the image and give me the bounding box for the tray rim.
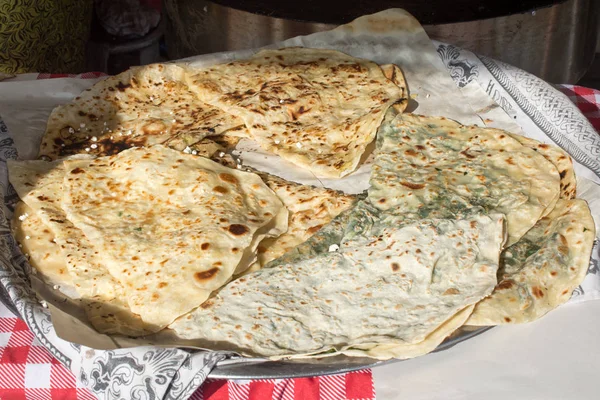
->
[208,326,494,379]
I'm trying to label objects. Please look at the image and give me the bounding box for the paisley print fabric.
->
[0,0,93,74]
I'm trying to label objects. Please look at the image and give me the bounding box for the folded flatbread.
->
[9,159,154,336]
[258,205,483,360]
[186,47,406,178]
[467,199,595,325]
[38,63,246,160]
[170,200,505,360]
[12,202,80,300]
[508,133,576,200]
[10,145,288,330]
[12,202,74,290]
[59,145,287,327]
[369,112,561,245]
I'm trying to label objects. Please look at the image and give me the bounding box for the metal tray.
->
[209,325,492,379]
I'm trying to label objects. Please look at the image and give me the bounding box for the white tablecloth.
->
[374,301,600,399]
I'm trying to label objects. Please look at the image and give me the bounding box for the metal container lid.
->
[207,0,566,25]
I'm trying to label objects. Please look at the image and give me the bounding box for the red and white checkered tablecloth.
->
[0,300,375,400]
[0,307,95,400]
[557,85,600,131]
[0,73,598,400]
[0,301,375,400]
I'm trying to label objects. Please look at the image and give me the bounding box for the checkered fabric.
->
[193,371,375,400]
[0,307,95,400]
[557,85,600,132]
[0,301,374,400]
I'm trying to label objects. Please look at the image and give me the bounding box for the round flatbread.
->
[369,112,561,246]
[467,199,595,325]
[38,63,246,160]
[187,47,406,178]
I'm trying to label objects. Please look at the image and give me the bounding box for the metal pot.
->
[163,0,599,83]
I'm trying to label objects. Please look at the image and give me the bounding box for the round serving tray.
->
[0,25,598,392]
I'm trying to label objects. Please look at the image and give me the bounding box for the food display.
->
[7,47,596,362]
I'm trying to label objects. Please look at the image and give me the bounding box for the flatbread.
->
[8,159,154,336]
[380,64,409,113]
[265,201,485,360]
[187,47,406,178]
[341,305,474,360]
[257,202,479,360]
[38,63,246,160]
[369,113,561,245]
[210,155,357,273]
[508,133,576,200]
[61,145,288,327]
[467,199,595,325]
[249,174,356,270]
[11,202,75,292]
[9,159,120,299]
[170,203,504,360]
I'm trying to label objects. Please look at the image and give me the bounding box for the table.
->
[375,300,600,400]
[0,82,598,400]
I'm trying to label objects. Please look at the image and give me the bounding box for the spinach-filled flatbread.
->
[369,113,561,245]
[468,199,595,325]
[170,201,504,360]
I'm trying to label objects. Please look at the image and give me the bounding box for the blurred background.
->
[0,0,599,86]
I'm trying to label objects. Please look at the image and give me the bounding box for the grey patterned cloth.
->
[435,42,600,184]
[0,39,600,399]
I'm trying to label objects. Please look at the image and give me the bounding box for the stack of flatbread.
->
[7,47,596,361]
[11,48,399,336]
[10,146,291,333]
[169,109,594,359]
